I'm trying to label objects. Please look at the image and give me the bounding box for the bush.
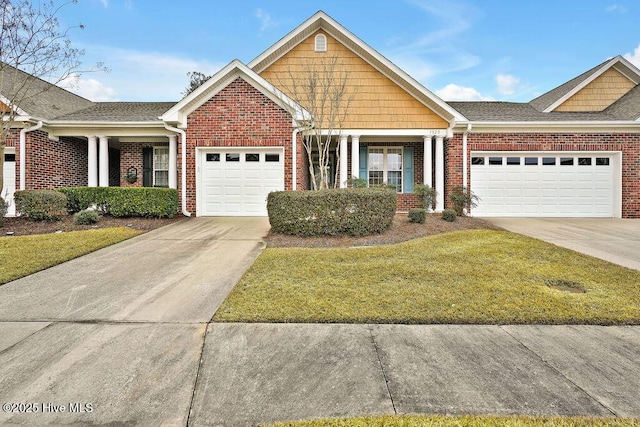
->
[58,187,178,218]
[414,184,437,210]
[408,208,426,223]
[74,209,100,225]
[349,177,368,188]
[14,190,68,221]
[0,196,7,225]
[442,209,457,222]
[449,185,480,216]
[267,188,397,237]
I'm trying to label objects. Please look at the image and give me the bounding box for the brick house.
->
[2,11,639,218]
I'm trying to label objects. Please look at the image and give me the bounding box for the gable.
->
[259,30,449,130]
[555,67,637,112]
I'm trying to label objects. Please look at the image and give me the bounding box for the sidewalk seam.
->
[186,323,210,426]
[500,326,617,416]
[367,324,397,414]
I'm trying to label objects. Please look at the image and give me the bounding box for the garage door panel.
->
[471,152,615,217]
[199,148,284,216]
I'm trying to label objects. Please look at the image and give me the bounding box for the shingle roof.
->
[449,101,620,122]
[604,84,640,120]
[0,63,93,119]
[54,102,177,122]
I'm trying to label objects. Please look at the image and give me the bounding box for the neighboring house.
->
[2,11,639,218]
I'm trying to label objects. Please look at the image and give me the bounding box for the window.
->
[265,153,280,162]
[368,147,402,192]
[524,157,538,165]
[560,157,574,166]
[506,157,520,165]
[206,153,220,162]
[488,157,502,165]
[471,157,484,165]
[542,157,556,165]
[153,147,169,187]
[314,34,327,52]
[596,158,610,166]
[246,153,259,162]
[226,153,240,162]
[4,153,15,162]
[578,157,592,166]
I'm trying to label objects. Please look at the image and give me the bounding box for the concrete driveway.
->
[0,217,270,426]
[487,218,640,271]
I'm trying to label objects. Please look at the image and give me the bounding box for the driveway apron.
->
[0,217,269,426]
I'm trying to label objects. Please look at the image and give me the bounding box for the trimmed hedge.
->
[267,188,397,237]
[74,209,100,225]
[442,209,457,222]
[58,187,178,218]
[408,208,426,223]
[14,190,68,221]
[0,196,7,225]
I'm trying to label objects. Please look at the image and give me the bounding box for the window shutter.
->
[403,146,414,194]
[359,146,368,180]
[142,147,153,187]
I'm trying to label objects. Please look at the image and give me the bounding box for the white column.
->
[351,135,360,182]
[87,136,98,187]
[424,135,433,188]
[339,134,348,188]
[168,135,178,189]
[435,136,445,211]
[98,136,109,187]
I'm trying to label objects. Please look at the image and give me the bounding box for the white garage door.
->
[471,152,618,217]
[199,148,284,216]
[2,148,16,217]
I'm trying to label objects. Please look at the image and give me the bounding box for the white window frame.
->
[314,33,327,52]
[368,147,403,193]
[153,146,170,187]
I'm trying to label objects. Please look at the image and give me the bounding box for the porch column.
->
[423,135,433,188]
[87,136,98,187]
[168,135,178,189]
[98,136,109,187]
[351,135,360,182]
[435,136,445,211]
[339,134,348,188]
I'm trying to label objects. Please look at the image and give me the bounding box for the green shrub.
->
[58,187,178,218]
[414,184,437,210]
[349,177,368,188]
[267,188,397,237]
[449,185,480,216]
[408,208,426,224]
[73,209,100,225]
[0,196,7,225]
[442,209,457,222]
[14,190,68,221]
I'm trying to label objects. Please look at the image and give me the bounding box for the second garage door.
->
[470,152,619,217]
[199,148,284,216]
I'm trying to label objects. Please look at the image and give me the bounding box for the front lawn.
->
[266,415,640,427]
[0,227,142,284]
[214,229,640,324]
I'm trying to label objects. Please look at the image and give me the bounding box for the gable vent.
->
[314,34,327,52]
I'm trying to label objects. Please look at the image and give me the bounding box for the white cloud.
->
[606,4,628,13]
[495,74,520,95]
[255,8,277,32]
[69,45,226,101]
[60,73,117,101]
[100,0,109,8]
[624,45,640,68]
[436,84,494,101]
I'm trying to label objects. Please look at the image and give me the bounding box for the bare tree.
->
[181,71,212,97]
[0,0,101,190]
[275,55,354,190]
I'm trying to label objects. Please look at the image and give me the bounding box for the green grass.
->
[214,230,640,324]
[0,227,142,284]
[265,414,640,427]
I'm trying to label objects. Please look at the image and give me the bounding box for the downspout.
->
[19,121,43,190]
[163,123,191,217]
[462,123,472,215]
[291,120,314,191]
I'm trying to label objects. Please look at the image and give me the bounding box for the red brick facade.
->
[446,132,640,218]
[183,78,304,215]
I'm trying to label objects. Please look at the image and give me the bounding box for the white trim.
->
[544,56,640,113]
[367,146,403,193]
[161,60,311,128]
[314,33,327,52]
[247,11,466,123]
[163,123,191,217]
[306,128,449,137]
[453,121,640,133]
[0,95,28,116]
[435,136,444,211]
[98,136,109,187]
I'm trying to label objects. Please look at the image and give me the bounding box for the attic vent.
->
[314,34,327,52]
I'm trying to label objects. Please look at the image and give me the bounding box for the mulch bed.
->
[0,215,184,237]
[264,213,500,248]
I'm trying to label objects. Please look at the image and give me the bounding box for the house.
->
[2,11,639,218]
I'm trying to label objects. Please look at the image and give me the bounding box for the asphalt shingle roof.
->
[53,102,177,122]
[604,84,640,120]
[449,101,621,122]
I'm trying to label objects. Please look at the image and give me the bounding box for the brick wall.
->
[446,132,640,218]
[184,77,298,214]
[24,131,88,189]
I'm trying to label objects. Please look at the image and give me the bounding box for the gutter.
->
[19,121,43,190]
[163,123,191,217]
[462,123,472,190]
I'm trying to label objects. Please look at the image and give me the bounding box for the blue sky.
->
[56,0,640,103]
